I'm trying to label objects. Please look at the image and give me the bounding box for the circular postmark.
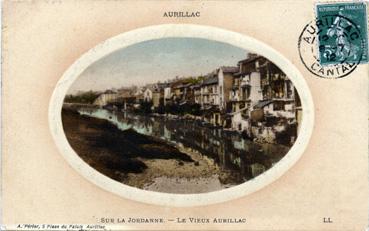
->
[298,14,363,79]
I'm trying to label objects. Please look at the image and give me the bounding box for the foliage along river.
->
[76,107,290,193]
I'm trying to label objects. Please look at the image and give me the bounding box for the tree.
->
[64,90,100,104]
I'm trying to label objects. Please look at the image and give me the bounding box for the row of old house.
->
[93,53,302,144]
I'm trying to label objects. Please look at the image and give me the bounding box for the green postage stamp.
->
[316,2,368,65]
[298,2,368,78]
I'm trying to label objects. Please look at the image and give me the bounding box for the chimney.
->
[247,53,258,59]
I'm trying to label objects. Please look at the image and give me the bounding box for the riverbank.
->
[62,108,243,193]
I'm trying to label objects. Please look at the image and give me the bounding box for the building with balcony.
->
[228,53,299,144]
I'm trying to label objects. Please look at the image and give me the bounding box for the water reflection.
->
[79,108,290,181]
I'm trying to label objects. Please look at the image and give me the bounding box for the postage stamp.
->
[316,2,368,65]
[298,2,368,78]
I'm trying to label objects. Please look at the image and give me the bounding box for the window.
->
[273,101,284,111]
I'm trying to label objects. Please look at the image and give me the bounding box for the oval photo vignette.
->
[49,24,314,207]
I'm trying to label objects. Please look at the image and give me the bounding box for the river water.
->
[77,108,290,188]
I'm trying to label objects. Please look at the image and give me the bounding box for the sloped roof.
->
[254,100,273,109]
[104,89,118,94]
[191,84,202,89]
[237,53,262,64]
[119,91,135,98]
[182,83,193,88]
[202,76,218,85]
[175,82,193,89]
[221,66,239,73]
[155,82,169,89]
[170,80,185,88]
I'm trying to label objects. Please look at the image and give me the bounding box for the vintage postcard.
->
[1,0,368,230]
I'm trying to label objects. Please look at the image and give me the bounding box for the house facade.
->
[143,88,153,102]
[164,86,172,106]
[193,84,202,105]
[93,90,118,107]
[152,83,167,109]
[218,66,238,111]
[199,67,238,126]
[230,55,264,132]
[227,53,299,143]
[201,73,219,108]
[199,73,220,125]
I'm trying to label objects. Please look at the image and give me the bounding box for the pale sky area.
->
[67,38,247,94]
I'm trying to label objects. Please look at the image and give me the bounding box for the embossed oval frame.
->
[49,24,314,207]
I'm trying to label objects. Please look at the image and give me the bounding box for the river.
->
[75,107,290,192]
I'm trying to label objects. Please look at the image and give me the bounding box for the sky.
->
[67,37,247,94]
